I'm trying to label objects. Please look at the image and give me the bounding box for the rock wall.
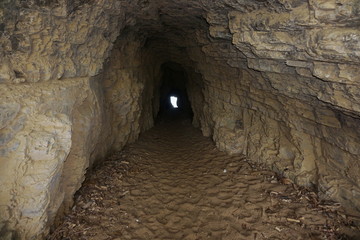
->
[0,77,107,239]
[0,1,159,238]
[101,31,161,152]
[0,0,123,84]
[194,0,360,213]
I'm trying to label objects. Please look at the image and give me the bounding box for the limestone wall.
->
[0,30,161,240]
[0,1,158,238]
[0,77,107,239]
[192,0,360,213]
[0,0,123,84]
[101,32,162,152]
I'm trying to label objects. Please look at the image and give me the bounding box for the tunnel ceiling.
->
[1,0,359,116]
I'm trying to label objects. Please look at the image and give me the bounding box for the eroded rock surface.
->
[0,78,104,239]
[1,0,360,238]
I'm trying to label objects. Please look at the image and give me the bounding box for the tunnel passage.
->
[157,62,194,121]
[1,0,360,239]
[49,116,359,239]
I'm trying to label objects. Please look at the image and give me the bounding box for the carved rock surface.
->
[1,0,360,238]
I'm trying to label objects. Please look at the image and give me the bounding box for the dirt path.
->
[49,119,359,240]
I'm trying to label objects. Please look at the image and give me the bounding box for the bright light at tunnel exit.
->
[170,96,178,108]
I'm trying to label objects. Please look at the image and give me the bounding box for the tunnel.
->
[157,62,193,121]
[0,0,360,239]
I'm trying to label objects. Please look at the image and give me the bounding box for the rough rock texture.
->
[102,32,161,152]
[1,0,360,239]
[199,1,360,213]
[0,0,123,84]
[0,78,106,239]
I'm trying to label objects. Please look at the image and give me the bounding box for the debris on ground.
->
[47,121,360,240]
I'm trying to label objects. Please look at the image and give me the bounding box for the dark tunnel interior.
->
[157,62,194,122]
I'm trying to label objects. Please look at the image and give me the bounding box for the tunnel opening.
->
[156,62,194,122]
[170,96,178,108]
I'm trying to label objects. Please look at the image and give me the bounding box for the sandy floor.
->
[48,118,359,240]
